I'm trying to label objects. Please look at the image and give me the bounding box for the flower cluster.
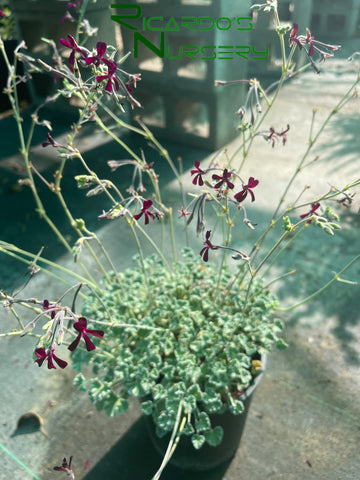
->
[188,162,260,262]
[0,5,15,40]
[35,343,68,370]
[258,125,290,147]
[289,23,341,72]
[54,456,75,480]
[61,1,83,24]
[300,202,320,224]
[53,34,141,107]
[23,288,105,370]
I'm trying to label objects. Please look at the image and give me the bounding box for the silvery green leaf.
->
[141,400,153,415]
[229,399,244,415]
[195,412,211,432]
[277,338,288,350]
[73,373,87,391]
[104,394,129,417]
[188,384,202,400]
[205,426,224,447]
[191,433,205,450]
[183,422,195,436]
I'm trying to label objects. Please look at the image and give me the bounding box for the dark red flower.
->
[67,1,81,8]
[54,456,74,477]
[264,125,290,147]
[305,28,315,57]
[278,124,290,145]
[35,343,68,369]
[289,23,340,64]
[85,41,107,67]
[59,35,86,72]
[289,23,302,50]
[42,132,63,148]
[133,199,155,225]
[212,168,234,189]
[178,206,191,217]
[96,58,119,92]
[200,230,218,262]
[300,202,320,223]
[61,1,83,22]
[43,299,56,319]
[234,177,259,203]
[190,160,205,186]
[68,317,104,352]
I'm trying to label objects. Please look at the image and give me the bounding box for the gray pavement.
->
[0,42,360,480]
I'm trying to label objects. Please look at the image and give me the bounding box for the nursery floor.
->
[1,39,360,480]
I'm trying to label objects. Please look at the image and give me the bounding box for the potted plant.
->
[0,1,359,477]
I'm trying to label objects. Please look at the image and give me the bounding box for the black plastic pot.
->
[144,361,265,471]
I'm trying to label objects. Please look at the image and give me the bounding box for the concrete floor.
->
[0,39,360,480]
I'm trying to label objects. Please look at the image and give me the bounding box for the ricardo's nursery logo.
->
[110,4,268,61]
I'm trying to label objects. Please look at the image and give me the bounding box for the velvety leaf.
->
[205,426,224,447]
[104,394,129,417]
[229,399,244,415]
[277,338,288,350]
[73,372,87,392]
[191,433,205,450]
[141,400,153,415]
[183,422,195,436]
[195,412,211,432]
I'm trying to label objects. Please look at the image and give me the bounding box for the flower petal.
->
[82,332,96,351]
[96,41,107,57]
[234,190,247,203]
[68,333,82,352]
[85,329,104,339]
[52,353,68,369]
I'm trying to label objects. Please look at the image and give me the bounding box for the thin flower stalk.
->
[253,216,313,278]
[51,156,111,284]
[277,254,360,312]
[1,53,101,289]
[6,304,25,330]
[0,243,98,291]
[246,75,359,268]
[136,118,189,256]
[272,74,359,220]
[261,224,307,278]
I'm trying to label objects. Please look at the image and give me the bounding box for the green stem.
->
[253,218,309,276]
[261,224,307,278]
[0,244,99,291]
[94,114,143,163]
[8,306,25,330]
[264,269,297,289]
[151,401,185,480]
[0,331,41,339]
[52,180,106,285]
[75,0,89,43]
[277,254,360,311]
[167,207,177,264]
[272,75,359,221]
[133,221,171,270]
[1,46,100,286]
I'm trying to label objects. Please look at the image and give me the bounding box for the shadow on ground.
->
[273,215,360,366]
[0,118,208,291]
[82,416,231,480]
